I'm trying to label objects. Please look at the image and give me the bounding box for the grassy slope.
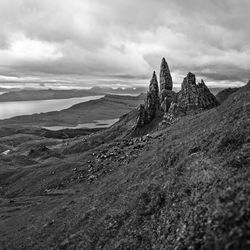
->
[216,87,240,104]
[0,85,249,249]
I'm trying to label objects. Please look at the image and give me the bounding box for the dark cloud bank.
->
[0,0,249,88]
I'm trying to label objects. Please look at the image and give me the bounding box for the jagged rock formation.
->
[137,72,161,127]
[178,73,218,112]
[159,58,173,103]
[197,80,219,109]
[137,60,218,128]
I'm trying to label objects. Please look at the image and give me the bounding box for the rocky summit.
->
[137,59,219,127]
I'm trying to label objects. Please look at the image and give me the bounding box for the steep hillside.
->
[216,87,240,104]
[0,83,249,249]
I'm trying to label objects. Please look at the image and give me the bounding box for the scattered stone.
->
[88,175,95,181]
[1,149,10,156]
[47,220,54,226]
[133,143,145,149]
[60,238,69,248]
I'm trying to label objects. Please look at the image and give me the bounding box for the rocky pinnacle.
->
[160,58,173,92]
[149,71,159,96]
[137,71,161,127]
[146,71,160,120]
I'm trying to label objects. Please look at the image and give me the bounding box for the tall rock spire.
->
[146,71,160,120]
[149,71,159,96]
[159,58,176,112]
[160,58,173,92]
[137,71,161,127]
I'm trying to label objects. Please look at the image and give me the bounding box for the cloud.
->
[0,0,249,88]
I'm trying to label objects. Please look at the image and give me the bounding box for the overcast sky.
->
[0,0,249,88]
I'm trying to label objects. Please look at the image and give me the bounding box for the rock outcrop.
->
[137,60,219,128]
[137,72,161,127]
[177,73,218,112]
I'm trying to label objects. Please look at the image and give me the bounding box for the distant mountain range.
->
[0,85,230,102]
[0,87,146,102]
